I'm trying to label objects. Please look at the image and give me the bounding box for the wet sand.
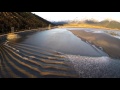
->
[66,54,120,78]
[69,30,120,59]
[0,41,78,78]
[1,28,120,78]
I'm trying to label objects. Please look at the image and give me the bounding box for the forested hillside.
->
[0,12,54,34]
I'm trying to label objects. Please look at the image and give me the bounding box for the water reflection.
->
[15,28,107,57]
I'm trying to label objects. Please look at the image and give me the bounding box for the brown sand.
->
[69,30,120,59]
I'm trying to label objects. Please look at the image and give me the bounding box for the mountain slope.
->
[98,20,120,29]
[62,19,120,30]
[0,12,53,34]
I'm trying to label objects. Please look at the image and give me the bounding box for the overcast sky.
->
[32,12,120,22]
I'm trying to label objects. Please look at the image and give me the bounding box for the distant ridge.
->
[55,19,120,30]
[83,19,120,30]
[0,12,54,34]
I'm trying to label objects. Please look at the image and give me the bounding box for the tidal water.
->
[17,28,107,57]
[1,28,120,78]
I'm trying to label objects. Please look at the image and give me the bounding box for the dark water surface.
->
[16,28,107,57]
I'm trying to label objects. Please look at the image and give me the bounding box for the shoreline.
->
[69,30,120,59]
[0,26,57,37]
[0,27,50,44]
[58,26,120,31]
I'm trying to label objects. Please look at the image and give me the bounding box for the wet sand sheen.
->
[0,41,78,78]
[69,30,120,59]
[2,28,120,78]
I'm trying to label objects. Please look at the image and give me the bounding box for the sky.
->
[32,12,120,22]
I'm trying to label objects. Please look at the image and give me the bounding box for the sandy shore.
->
[69,30,120,59]
[66,54,120,78]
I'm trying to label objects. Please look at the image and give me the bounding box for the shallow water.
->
[66,54,120,78]
[1,28,120,78]
[67,27,120,39]
[15,28,107,57]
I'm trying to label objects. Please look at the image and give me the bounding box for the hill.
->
[0,12,54,34]
[60,19,120,30]
[51,20,70,25]
[98,20,120,29]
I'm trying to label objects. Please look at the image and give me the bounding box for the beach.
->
[69,29,120,59]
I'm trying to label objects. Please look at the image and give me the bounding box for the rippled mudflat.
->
[1,28,120,78]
